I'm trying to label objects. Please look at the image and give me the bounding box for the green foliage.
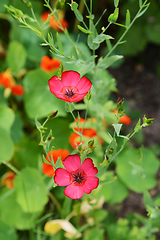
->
[14,167,48,213]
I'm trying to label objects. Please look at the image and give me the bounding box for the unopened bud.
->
[86,90,91,100]
[88,139,94,148]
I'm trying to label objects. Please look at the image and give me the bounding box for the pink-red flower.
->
[48,71,92,103]
[40,56,61,72]
[42,149,70,177]
[54,154,99,199]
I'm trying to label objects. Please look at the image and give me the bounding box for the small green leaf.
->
[112,124,122,136]
[136,3,150,18]
[134,118,141,132]
[71,2,83,22]
[0,221,18,240]
[139,0,142,8]
[93,34,114,44]
[97,55,123,69]
[57,32,63,55]
[77,25,92,34]
[108,8,119,23]
[48,32,54,46]
[114,0,119,8]
[125,9,130,27]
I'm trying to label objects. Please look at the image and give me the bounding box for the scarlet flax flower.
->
[49,71,92,103]
[42,149,70,177]
[54,154,99,199]
[40,56,61,72]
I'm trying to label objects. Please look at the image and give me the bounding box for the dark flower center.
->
[61,86,79,99]
[70,169,87,186]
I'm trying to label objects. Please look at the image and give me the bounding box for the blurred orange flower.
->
[0,69,24,96]
[41,11,68,32]
[40,56,61,72]
[1,171,16,189]
[69,118,103,149]
[42,149,70,177]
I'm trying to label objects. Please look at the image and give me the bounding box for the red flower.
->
[40,56,61,72]
[42,149,70,177]
[54,154,99,199]
[49,71,92,103]
[41,12,68,32]
[1,171,16,189]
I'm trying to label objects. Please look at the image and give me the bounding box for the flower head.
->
[41,11,68,32]
[40,56,61,72]
[42,149,70,177]
[49,71,92,103]
[54,154,99,199]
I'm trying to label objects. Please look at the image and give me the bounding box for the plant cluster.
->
[0,0,160,239]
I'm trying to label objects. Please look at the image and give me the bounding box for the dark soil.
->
[109,43,160,147]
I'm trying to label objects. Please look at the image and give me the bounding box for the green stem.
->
[48,191,62,212]
[1,160,20,175]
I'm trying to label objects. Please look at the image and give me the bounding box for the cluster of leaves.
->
[0,0,160,240]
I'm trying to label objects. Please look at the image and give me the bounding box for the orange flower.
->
[0,69,24,96]
[69,118,103,149]
[11,84,24,96]
[40,56,61,72]
[0,69,15,88]
[41,11,68,32]
[1,171,16,189]
[113,109,132,125]
[42,149,70,177]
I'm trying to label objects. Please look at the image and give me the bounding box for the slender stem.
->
[48,191,62,212]
[1,160,20,175]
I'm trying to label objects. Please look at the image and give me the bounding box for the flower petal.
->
[48,76,64,95]
[63,154,81,172]
[83,176,99,193]
[76,76,92,94]
[81,158,98,176]
[54,168,70,186]
[64,184,84,199]
[42,162,55,177]
[61,71,80,87]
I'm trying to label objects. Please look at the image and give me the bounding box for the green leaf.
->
[13,138,41,169]
[139,0,143,8]
[134,118,141,132]
[0,106,15,161]
[137,3,150,18]
[114,0,119,8]
[6,41,27,76]
[125,9,130,27]
[0,192,39,230]
[108,8,119,23]
[93,34,114,44]
[15,167,48,213]
[57,32,63,55]
[0,221,18,240]
[97,55,123,69]
[71,2,83,22]
[24,69,66,119]
[116,148,159,193]
[112,124,122,136]
[48,32,54,46]
[87,20,100,50]
[77,25,92,34]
